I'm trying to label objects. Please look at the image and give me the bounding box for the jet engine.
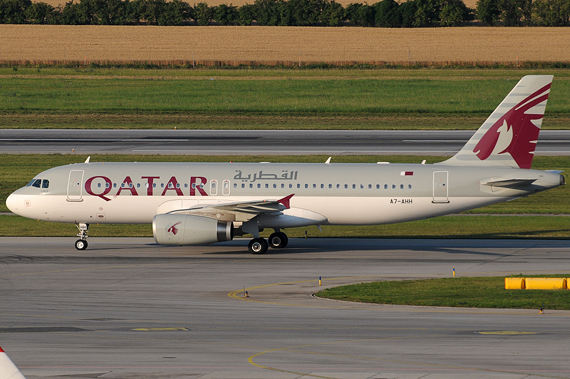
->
[153,214,233,245]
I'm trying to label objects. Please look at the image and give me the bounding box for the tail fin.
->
[0,346,26,379]
[441,75,553,169]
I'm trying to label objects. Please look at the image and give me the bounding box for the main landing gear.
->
[247,230,289,254]
[75,222,89,250]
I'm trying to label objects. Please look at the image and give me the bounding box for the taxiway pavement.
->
[1,237,570,378]
[2,129,570,155]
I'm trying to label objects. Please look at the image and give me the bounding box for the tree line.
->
[0,0,568,26]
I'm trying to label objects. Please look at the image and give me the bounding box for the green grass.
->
[1,70,570,129]
[1,214,569,238]
[317,276,570,310]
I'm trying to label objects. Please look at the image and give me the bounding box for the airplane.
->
[0,346,26,379]
[6,75,564,254]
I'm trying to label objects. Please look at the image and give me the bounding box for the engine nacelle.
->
[153,214,233,245]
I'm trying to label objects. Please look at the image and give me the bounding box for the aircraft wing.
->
[167,194,294,222]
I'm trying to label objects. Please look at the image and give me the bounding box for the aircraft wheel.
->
[248,238,268,254]
[75,239,88,250]
[268,232,288,248]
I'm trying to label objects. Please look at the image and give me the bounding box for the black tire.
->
[75,239,88,250]
[268,232,288,248]
[248,238,268,254]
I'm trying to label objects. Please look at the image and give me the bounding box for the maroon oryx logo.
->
[167,221,182,235]
[473,82,551,169]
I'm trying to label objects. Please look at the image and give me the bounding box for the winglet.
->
[277,194,294,209]
[0,346,27,379]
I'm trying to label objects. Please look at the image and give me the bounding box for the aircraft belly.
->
[293,196,514,225]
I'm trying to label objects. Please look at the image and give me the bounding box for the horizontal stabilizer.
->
[482,178,536,188]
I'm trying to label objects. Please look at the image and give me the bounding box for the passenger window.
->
[257,183,261,188]
[376,184,380,189]
[297,184,301,189]
[41,179,49,189]
[352,184,356,189]
[281,183,284,189]
[328,184,332,189]
[337,184,340,189]
[392,184,396,189]
[305,184,308,189]
[400,184,404,189]
[313,184,317,189]
[384,184,388,189]
[344,184,348,189]
[265,184,269,189]
[289,184,292,189]
[408,184,412,189]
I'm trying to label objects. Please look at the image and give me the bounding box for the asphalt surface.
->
[1,237,570,379]
[2,129,570,155]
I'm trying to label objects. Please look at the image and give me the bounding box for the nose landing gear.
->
[75,223,89,250]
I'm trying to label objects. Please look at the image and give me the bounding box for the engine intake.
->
[153,214,233,245]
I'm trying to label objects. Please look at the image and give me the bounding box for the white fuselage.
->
[6,162,563,229]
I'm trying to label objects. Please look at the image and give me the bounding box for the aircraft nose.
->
[6,192,20,214]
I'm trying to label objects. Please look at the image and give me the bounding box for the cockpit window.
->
[27,179,42,188]
[26,179,48,188]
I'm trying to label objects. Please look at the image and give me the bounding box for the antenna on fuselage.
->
[84,156,91,163]
[325,157,331,164]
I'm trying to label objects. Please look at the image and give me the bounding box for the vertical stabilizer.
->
[440,75,553,169]
[0,347,26,379]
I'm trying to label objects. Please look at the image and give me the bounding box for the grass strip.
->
[1,76,570,131]
[1,215,569,238]
[317,276,570,310]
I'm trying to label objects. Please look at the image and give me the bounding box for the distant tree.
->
[412,0,441,26]
[497,0,520,26]
[533,0,570,25]
[214,3,238,24]
[399,0,417,26]
[236,3,255,25]
[0,0,32,23]
[157,0,191,25]
[374,0,401,27]
[476,0,500,25]
[344,2,375,26]
[126,0,144,24]
[194,2,213,25]
[321,0,345,26]
[25,1,58,23]
[284,0,325,26]
[440,0,472,26]
[254,0,283,25]
[60,1,82,24]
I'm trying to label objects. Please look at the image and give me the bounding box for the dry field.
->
[1,25,569,63]
[34,0,478,9]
